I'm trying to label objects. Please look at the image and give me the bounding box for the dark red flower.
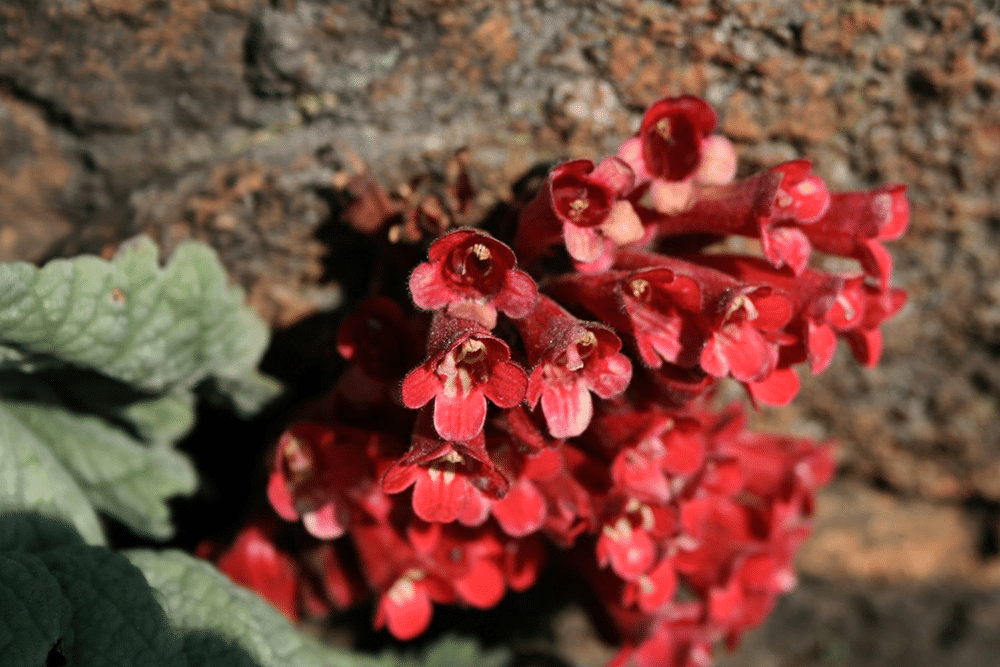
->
[401,314,528,441]
[266,422,372,539]
[637,95,718,182]
[336,296,418,380]
[409,229,538,328]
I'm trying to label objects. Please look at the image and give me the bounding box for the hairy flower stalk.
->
[204,95,909,667]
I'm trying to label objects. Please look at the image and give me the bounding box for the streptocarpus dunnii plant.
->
[205,95,908,667]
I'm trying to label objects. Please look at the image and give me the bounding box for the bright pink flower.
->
[401,314,528,441]
[517,295,632,438]
[801,184,909,288]
[408,229,538,328]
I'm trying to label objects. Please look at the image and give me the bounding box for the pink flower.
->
[517,295,633,438]
[409,229,538,329]
[401,314,528,441]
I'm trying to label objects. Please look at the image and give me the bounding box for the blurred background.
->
[1,1,998,665]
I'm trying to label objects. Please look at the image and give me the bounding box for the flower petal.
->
[401,364,440,409]
[540,377,594,439]
[492,480,547,537]
[483,361,529,409]
[379,579,433,640]
[434,389,488,441]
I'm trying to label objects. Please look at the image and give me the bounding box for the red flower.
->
[650,160,830,274]
[622,556,678,613]
[545,268,703,369]
[596,500,675,581]
[401,314,528,441]
[614,252,794,382]
[376,569,438,640]
[409,229,538,329]
[517,295,632,438]
[266,422,372,539]
[382,414,507,526]
[516,157,640,267]
[206,520,307,622]
[827,276,907,367]
[802,184,909,288]
[637,95,718,182]
[336,297,418,380]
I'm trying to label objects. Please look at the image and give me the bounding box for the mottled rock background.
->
[2,1,998,665]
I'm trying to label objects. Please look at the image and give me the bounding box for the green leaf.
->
[39,546,188,667]
[0,514,187,667]
[372,636,512,667]
[201,371,283,419]
[125,549,367,667]
[0,237,280,542]
[0,550,73,667]
[0,410,105,546]
[1,399,196,540]
[0,236,270,395]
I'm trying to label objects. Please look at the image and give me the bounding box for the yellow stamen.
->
[655,117,675,144]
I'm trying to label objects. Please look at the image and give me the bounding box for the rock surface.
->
[2,0,998,663]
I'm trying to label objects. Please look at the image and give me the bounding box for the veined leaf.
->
[0,236,273,395]
[126,549,366,667]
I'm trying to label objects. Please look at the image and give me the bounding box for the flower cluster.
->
[205,95,907,666]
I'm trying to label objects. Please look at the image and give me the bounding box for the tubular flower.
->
[516,157,641,268]
[518,295,633,438]
[649,160,830,274]
[205,94,909,667]
[409,229,538,328]
[401,314,528,442]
